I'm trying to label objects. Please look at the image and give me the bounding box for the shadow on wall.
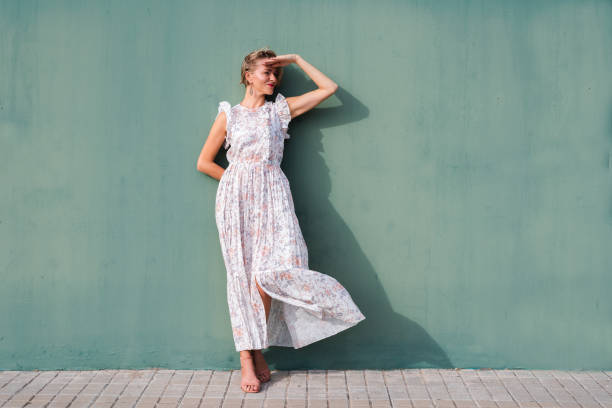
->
[215,66,452,370]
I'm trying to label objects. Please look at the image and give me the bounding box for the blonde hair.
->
[240,47,284,88]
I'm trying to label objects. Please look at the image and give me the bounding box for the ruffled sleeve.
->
[216,101,232,149]
[273,93,291,139]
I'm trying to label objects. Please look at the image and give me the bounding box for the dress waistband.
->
[228,161,280,167]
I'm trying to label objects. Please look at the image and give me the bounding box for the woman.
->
[196,48,365,393]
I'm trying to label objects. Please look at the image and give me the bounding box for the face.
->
[247,60,279,95]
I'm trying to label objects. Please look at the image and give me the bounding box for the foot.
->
[239,352,261,393]
[252,350,271,383]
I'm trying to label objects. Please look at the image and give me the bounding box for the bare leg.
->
[254,276,271,321]
[239,350,261,393]
[252,276,272,382]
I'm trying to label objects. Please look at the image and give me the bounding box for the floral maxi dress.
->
[214,93,366,351]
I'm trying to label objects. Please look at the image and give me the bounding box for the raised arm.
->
[264,54,338,119]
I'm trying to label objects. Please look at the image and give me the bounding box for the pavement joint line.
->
[106,369,134,408]
[549,369,582,408]
[420,368,437,403]
[131,369,159,408]
[176,370,195,407]
[158,369,176,407]
[0,372,22,401]
[20,369,59,408]
[0,371,41,408]
[64,370,95,408]
[195,369,213,408]
[568,371,606,408]
[492,366,520,407]
[84,369,119,408]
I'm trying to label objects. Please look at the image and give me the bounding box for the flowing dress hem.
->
[231,268,366,351]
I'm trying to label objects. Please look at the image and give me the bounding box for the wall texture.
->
[1,0,611,371]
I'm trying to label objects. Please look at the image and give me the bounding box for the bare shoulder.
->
[214,110,227,132]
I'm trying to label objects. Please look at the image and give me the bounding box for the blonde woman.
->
[197,48,365,393]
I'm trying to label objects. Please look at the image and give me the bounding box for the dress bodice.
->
[217,93,292,167]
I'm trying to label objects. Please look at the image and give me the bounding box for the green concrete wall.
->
[1,0,611,371]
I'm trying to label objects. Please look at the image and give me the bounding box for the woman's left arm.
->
[266,54,338,119]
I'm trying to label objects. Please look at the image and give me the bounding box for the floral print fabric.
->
[214,93,366,351]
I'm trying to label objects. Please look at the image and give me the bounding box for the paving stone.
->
[1,369,611,406]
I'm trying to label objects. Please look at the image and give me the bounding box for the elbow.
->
[196,159,208,174]
[327,83,338,96]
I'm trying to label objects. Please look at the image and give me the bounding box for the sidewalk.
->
[1,368,610,408]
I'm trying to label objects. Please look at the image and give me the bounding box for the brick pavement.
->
[1,369,611,408]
